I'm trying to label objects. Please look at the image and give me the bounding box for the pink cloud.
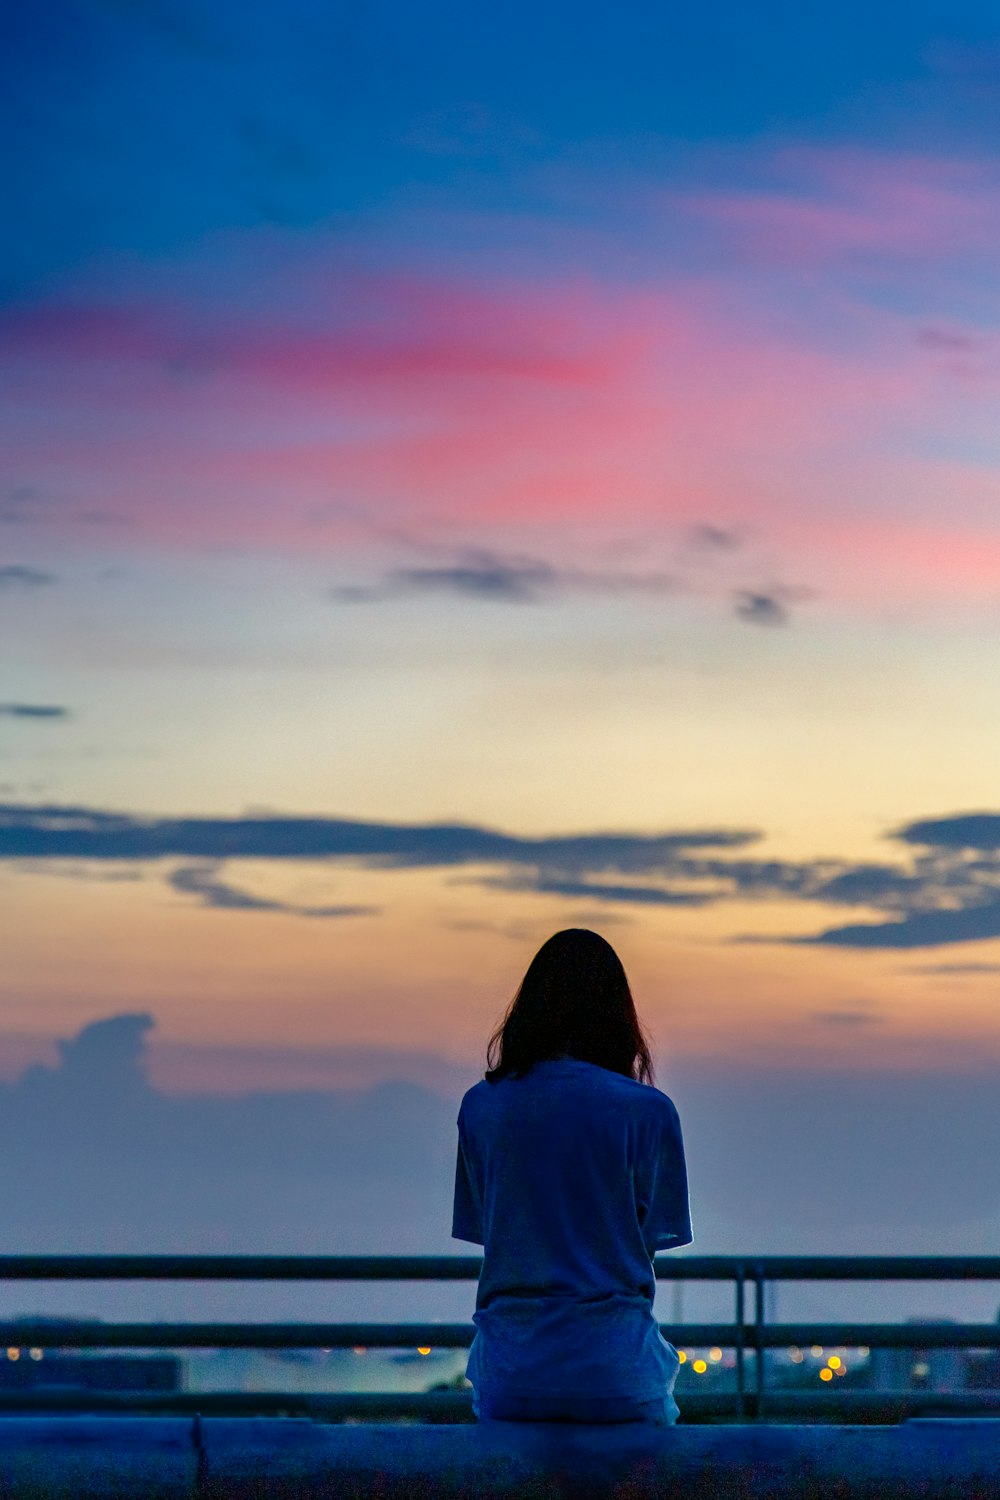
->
[679,148,1000,266]
[2,200,999,605]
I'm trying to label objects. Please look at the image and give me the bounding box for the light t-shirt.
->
[452,1056,692,1402]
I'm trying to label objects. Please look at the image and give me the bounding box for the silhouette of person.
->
[452,928,691,1424]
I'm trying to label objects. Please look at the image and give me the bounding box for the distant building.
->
[964,1302,1000,1390]
[0,1351,180,1393]
[868,1321,964,1393]
[182,1346,468,1396]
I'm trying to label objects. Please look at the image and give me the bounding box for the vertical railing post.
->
[734,1263,746,1422]
[754,1262,766,1421]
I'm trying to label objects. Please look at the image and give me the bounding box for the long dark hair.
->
[485,928,654,1085]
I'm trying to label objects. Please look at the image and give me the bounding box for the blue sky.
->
[6,0,1000,295]
[6,0,1000,1270]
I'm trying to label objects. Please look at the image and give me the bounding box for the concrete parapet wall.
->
[2,1416,1000,1498]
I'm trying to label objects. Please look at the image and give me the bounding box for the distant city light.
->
[827,1355,842,1370]
[29,1349,43,1361]
[709,1347,723,1362]
[810,1346,824,1358]
[417,1347,431,1356]
[835,1364,847,1376]
[819,1368,833,1382]
[692,1359,708,1374]
[789,1348,804,1363]
[677,1350,687,1363]
[352,1347,366,1355]
[6,1348,18,1362]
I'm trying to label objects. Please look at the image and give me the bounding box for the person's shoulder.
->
[600,1069,681,1126]
[640,1085,684,1145]
[457,1076,492,1120]
[572,1061,673,1111]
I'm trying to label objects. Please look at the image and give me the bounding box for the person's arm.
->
[451,1105,485,1245]
[636,1096,693,1253]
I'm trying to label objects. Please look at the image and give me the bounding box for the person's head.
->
[485,928,653,1085]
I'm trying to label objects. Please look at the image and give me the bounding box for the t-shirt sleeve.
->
[636,1097,693,1252]
[451,1106,484,1245]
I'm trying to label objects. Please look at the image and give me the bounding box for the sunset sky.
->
[5,0,1000,1110]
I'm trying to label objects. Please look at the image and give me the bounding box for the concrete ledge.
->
[0,1417,196,1500]
[2,1416,1000,1498]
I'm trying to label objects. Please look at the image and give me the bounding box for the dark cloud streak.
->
[0,803,756,868]
[11,802,1000,947]
[734,589,789,626]
[0,565,57,589]
[894,813,1000,851]
[330,547,676,606]
[0,703,70,720]
[799,900,1000,950]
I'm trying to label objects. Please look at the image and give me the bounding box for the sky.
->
[4,0,1000,1263]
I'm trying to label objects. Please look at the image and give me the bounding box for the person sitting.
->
[453,927,692,1424]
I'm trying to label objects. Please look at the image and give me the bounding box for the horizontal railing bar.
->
[0,1391,477,1417]
[0,1322,473,1349]
[0,1256,484,1281]
[4,1321,1000,1350]
[3,1254,1000,1281]
[655,1256,1000,1281]
[3,1390,1000,1422]
[750,1324,1000,1349]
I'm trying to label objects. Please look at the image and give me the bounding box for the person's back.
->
[454,1054,691,1416]
[453,928,692,1422]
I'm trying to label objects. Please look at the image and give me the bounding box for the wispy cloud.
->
[893,813,1000,850]
[0,488,52,525]
[679,148,1000,269]
[785,813,1000,949]
[475,873,713,906]
[799,901,1000,950]
[1,251,968,611]
[0,802,760,914]
[0,566,57,590]
[687,523,743,553]
[332,551,558,604]
[0,704,70,720]
[331,548,676,606]
[0,803,754,868]
[167,862,378,919]
[903,962,1000,976]
[734,589,789,627]
[9,801,1000,947]
[810,1008,882,1026]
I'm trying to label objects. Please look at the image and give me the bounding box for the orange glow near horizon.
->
[5,848,1000,1093]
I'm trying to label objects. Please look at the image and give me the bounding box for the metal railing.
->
[2,1255,1000,1422]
